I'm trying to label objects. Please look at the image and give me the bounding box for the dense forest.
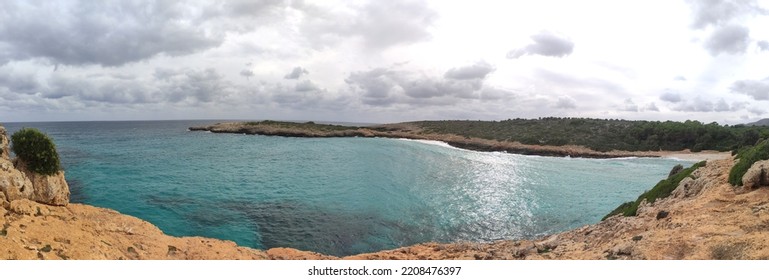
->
[408,118,769,152]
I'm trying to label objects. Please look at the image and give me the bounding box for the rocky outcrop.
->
[0,158,34,202]
[0,124,70,207]
[741,160,769,190]
[0,125,8,160]
[13,159,70,206]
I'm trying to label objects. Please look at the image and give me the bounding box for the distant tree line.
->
[410,118,769,152]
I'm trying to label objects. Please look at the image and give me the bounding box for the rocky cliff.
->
[2,123,768,259]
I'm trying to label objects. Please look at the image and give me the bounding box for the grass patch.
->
[728,139,769,186]
[710,242,748,260]
[603,161,706,220]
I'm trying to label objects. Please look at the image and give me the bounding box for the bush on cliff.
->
[11,128,61,175]
[602,161,706,220]
[728,139,769,186]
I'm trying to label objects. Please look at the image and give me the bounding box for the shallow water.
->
[3,120,692,256]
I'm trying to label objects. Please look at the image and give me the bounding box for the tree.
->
[11,128,61,175]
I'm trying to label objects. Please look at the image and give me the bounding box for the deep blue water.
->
[2,120,693,256]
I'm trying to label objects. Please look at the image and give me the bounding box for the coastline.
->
[190,121,734,160]
[657,150,732,161]
[4,121,769,260]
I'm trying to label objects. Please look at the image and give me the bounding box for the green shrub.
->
[728,139,769,186]
[11,128,61,175]
[602,161,706,220]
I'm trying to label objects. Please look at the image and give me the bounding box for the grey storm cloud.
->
[37,68,233,105]
[295,80,320,92]
[0,1,285,67]
[749,107,767,115]
[672,97,742,113]
[644,102,660,112]
[296,0,437,50]
[444,61,495,80]
[507,31,574,59]
[554,96,577,109]
[714,98,731,112]
[534,69,626,96]
[688,0,767,29]
[704,25,750,55]
[345,64,509,106]
[240,69,255,79]
[660,92,683,103]
[731,78,769,100]
[686,0,767,56]
[758,40,769,51]
[621,99,639,112]
[674,97,714,112]
[0,67,41,94]
[284,67,310,79]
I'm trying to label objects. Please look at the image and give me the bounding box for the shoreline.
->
[656,151,732,161]
[4,122,767,260]
[190,121,735,160]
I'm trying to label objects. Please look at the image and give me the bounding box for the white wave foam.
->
[393,138,464,151]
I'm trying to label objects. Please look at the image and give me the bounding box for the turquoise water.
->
[3,121,692,256]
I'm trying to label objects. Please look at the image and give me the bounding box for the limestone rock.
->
[535,234,560,251]
[742,160,769,190]
[9,199,51,216]
[0,124,9,160]
[26,171,70,206]
[673,176,707,198]
[0,191,8,209]
[14,159,70,206]
[0,158,34,201]
[612,242,634,255]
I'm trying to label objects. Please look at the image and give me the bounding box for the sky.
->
[1,0,769,124]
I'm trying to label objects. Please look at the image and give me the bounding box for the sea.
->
[2,120,694,256]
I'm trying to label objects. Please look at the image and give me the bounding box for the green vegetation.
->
[244,120,357,132]
[411,118,769,152]
[10,128,61,175]
[728,139,769,186]
[602,161,706,220]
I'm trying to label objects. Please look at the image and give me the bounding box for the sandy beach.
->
[657,150,732,161]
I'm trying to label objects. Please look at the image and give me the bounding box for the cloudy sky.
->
[1,0,769,124]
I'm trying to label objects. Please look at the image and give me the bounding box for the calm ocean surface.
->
[3,120,693,256]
